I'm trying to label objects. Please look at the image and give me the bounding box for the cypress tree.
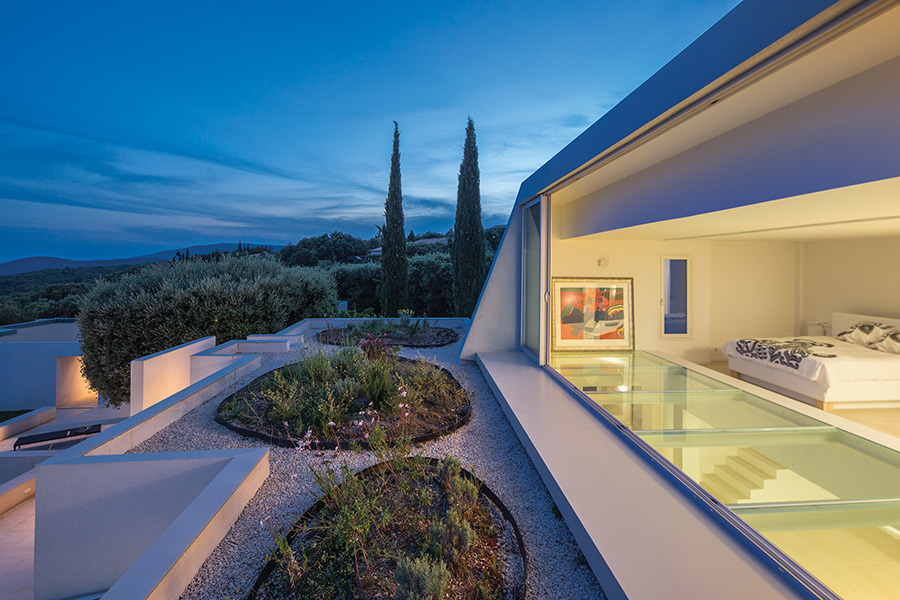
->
[381,121,408,316]
[452,117,486,317]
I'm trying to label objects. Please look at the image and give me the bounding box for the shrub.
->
[331,263,381,314]
[408,254,454,317]
[363,359,399,412]
[78,256,337,405]
[394,557,449,600]
[425,507,475,565]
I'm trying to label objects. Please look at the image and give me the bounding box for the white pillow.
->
[836,321,891,347]
[871,328,900,354]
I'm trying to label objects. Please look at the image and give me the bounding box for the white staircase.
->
[700,447,835,505]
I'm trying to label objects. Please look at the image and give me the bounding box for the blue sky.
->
[0,0,740,262]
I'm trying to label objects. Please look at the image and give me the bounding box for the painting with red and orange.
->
[558,286,625,340]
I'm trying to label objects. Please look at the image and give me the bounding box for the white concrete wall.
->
[709,240,799,358]
[130,337,216,416]
[802,235,900,325]
[34,454,232,600]
[0,406,55,443]
[0,451,54,485]
[460,206,523,360]
[103,449,269,600]
[0,342,82,410]
[55,356,94,406]
[549,234,713,363]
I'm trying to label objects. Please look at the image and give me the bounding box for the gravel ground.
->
[129,335,606,600]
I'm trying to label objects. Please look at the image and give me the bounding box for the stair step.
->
[725,455,771,487]
[714,464,757,496]
[737,447,783,478]
[701,473,743,505]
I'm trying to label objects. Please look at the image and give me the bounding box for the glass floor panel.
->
[550,350,900,600]
[734,502,900,600]
[596,391,824,431]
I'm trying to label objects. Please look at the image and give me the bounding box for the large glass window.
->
[662,257,689,335]
[522,201,542,357]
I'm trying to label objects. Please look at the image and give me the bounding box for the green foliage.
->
[394,557,449,600]
[484,226,504,255]
[296,349,335,385]
[359,332,398,362]
[408,254,454,317]
[0,276,106,325]
[363,359,399,412]
[331,345,365,379]
[407,240,449,257]
[279,231,372,266]
[226,346,466,439]
[77,256,337,406]
[331,263,381,314]
[330,377,363,405]
[437,456,462,488]
[0,264,139,296]
[0,410,30,423]
[451,117,487,318]
[450,475,480,511]
[381,121,409,316]
[425,506,475,566]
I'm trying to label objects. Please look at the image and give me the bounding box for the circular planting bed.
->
[249,456,526,600]
[216,344,470,449]
[317,319,460,348]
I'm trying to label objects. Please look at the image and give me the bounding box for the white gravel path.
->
[129,337,606,600]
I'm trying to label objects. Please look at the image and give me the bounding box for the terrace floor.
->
[0,499,33,600]
[0,402,126,600]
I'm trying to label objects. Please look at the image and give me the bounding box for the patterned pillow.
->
[836,321,891,346]
[871,328,900,354]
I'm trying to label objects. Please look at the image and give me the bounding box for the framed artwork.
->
[551,277,634,351]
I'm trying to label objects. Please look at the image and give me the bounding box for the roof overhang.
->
[517,0,900,206]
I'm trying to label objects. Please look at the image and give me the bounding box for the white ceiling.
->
[584,176,900,242]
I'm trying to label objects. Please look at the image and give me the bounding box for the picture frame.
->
[551,277,634,351]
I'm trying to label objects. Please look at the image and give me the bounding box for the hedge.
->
[331,263,381,314]
[77,257,336,406]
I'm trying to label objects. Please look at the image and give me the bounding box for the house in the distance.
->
[463,1,900,598]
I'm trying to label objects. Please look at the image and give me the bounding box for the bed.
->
[722,312,900,411]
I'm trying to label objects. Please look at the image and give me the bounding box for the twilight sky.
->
[0,0,741,262]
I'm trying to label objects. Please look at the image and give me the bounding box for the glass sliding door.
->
[522,199,544,359]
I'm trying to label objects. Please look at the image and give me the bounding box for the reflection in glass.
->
[663,258,688,334]
[523,202,542,357]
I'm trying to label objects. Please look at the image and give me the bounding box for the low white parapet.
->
[35,448,269,600]
[130,337,216,417]
[0,449,56,514]
[0,406,56,442]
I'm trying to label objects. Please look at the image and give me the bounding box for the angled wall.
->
[460,206,523,361]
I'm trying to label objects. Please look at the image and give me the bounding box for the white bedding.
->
[722,336,900,388]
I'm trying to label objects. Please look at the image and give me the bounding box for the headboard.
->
[832,312,900,336]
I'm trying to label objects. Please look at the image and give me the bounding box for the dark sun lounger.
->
[14,423,102,450]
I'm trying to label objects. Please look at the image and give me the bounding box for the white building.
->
[462,1,900,598]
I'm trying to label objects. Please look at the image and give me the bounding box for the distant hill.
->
[0,243,282,276]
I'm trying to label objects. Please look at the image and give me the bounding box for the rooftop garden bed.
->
[216,339,470,448]
[251,454,526,600]
[317,315,460,348]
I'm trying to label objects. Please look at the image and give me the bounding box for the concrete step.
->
[737,447,783,478]
[701,473,743,505]
[725,455,772,487]
[714,464,758,497]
